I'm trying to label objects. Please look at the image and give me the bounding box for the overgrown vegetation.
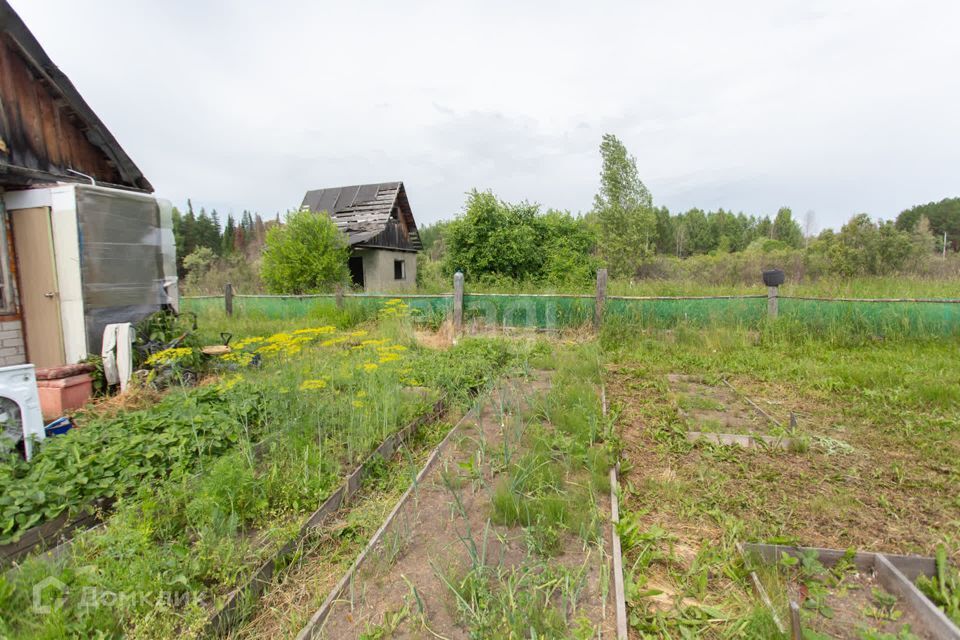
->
[0,301,522,638]
[442,190,597,286]
[604,323,960,638]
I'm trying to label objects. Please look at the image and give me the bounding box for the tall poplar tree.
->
[592,134,657,277]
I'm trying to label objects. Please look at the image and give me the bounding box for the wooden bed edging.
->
[0,497,115,565]
[293,395,484,640]
[204,397,447,638]
[602,383,628,640]
[685,431,795,450]
[740,542,960,639]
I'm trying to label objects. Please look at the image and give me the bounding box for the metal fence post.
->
[594,268,608,331]
[225,283,233,317]
[767,286,779,319]
[453,271,464,334]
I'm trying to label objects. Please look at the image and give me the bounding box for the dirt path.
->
[316,370,615,639]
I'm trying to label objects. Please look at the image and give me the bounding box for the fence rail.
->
[179,272,960,337]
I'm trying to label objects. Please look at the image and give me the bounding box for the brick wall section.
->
[0,318,25,366]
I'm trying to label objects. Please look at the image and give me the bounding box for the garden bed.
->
[297,345,616,639]
[742,543,960,639]
[668,373,796,449]
[606,328,960,638]
[204,397,447,636]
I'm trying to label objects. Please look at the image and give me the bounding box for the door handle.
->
[44,291,57,298]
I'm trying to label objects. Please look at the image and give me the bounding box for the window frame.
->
[393,259,406,280]
[0,203,15,314]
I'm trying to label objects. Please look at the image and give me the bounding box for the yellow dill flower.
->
[352,399,364,408]
[321,336,347,347]
[219,351,254,366]
[362,362,378,372]
[217,374,242,392]
[256,343,283,355]
[378,352,400,363]
[293,326,336,335]
[350,330,368,338]
[145,347,194,367]
[360,338,390,347]
[356,389,367,398]
[233,336,265,349]
[299,378,328,391]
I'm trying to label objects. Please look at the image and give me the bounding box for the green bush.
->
[261,210,349,294]
[443,190,597,286]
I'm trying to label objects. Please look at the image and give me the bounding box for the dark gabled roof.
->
[301,181,422,251]
[0,0,151,191]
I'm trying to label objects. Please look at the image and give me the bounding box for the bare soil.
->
[318,371,616,639]
[786,570,936,639]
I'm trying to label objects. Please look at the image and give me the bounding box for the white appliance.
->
[0,364,45,460]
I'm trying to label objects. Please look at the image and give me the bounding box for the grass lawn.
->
[604,325,960,638]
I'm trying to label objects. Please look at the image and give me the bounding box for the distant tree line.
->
[171,200,281,293]
[172,200,272,277]
[175,134,958,293]
[418,134,954,285]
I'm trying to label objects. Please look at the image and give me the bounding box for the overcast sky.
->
[11,0,960,230]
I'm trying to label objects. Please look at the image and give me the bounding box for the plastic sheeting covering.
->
[76,186,176,353]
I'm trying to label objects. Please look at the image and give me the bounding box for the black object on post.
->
[762,269,785,287]
[762,270,784,318]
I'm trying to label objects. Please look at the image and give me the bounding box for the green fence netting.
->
[778,297,960,337]
[463,294,596,328]
[182,294,452,321]
[605,296,766,329]
[180,293,960,336]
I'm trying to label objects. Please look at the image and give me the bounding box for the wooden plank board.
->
[685,431,795,450]
[741,543,960,639]
[876,553,960,639]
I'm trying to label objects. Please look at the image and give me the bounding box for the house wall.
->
[0,32,127,187]
[0,192,26,367]
[357,248,417,292]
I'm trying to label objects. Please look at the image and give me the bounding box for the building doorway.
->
[348,256,364,289]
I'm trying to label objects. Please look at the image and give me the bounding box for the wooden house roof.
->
[0,0,151,191]
[300,182,422,251]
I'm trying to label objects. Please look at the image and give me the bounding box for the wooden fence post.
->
[453,271,464,334]
[594,268,607,331]
[225,283,233,317]
[335,285,344,309]
[767,286,779,319]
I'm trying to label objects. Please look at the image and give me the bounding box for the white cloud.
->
[11,0,960,226]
